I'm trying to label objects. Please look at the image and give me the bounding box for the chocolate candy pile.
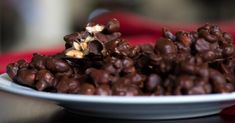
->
[6,19,235,96]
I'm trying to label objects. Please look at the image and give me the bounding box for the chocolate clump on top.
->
[6,19,235,96]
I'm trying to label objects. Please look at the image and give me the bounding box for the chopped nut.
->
[80,36,95,43]
[85,36,95,42]
[80,42,88,50]
[65,49,84,58]
[73,42,81,50]
[86,24,105,33]
[70,37,93,59]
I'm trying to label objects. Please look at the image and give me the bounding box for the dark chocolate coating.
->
[6,20,235,96]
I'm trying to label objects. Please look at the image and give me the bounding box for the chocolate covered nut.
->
[16,69,37,87]
[122,66,136,75]
[223,32,233,42]
[162,75,175,95]
[125,86,141,96]
[63,31,91,49]
[176,31,192,46]
[128,73,145,87]
[180,63,195,74]
[199,29,218,43]
[189,31,199,43]
[188,86,207,95]
[152,86,164,96]
[155,38,177,55]
[106,32,122,41]
[204,34,218,43]
[35,70,55,91]
[225,83,234,92]
[46,57,70,73]
[7,63,19,80]
[55,68,73,79]
[86,68,110,85]
[195,65,209,78]
[195,38,210,52]
[79,83,96,95]
[140,44,154,53]
[112,81,140,96]
[103,64,117,75]
[87,40,105,55]
[64,32,80,44]
[197,24,210,32]
[209,69,228,93]
[30,54,46,70]
[56,76,80,93]
[201,51,216,61]
[145,74,161,92]
[112,57,122,69]
[162,28,176,41]
[175,42,191,53]
[95,84,112,96]
[7,60,30,82]
[105,39,132,56]
[106,18,120,33]
[210,25,222,36]
[223,45,234,57]
[94,32,121,43]
[175,75,195,95]
[122,57,134,68]
[129,46,140,57]
[17,60,29,68]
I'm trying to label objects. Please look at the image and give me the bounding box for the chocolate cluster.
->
[6,19,235,96]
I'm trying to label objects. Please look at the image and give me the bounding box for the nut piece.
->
[73,41,88,51]
[65,24,104,59]
[65,49,84,58]
[86,24,105,33]
[73,42,81,50]
[80,42,88,50]
[84,36,94,42]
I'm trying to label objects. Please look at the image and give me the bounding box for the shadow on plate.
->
[4,109,234,123]
[49,110,232,123]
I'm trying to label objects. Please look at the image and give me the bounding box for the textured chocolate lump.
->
[6,19,235,96]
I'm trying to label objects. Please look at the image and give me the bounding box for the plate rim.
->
[1,73,235,104]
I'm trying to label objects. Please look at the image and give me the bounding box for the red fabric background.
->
[0,11,235,117]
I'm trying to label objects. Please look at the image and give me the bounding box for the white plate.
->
[0,73,235,119]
